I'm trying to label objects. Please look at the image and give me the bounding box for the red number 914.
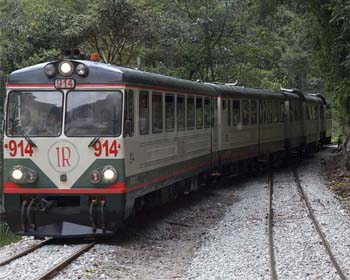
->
[93,140,119,157]
[6,140,33,157]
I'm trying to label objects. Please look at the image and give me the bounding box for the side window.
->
[294,102,299,121]
[212,98,216,128]
[187,96,195,129]
[242,100,249,125]
[232,100,241,126]
[196,96,203,129]
[289,102,294,122]
[177,95,185,131]
[280,102,285,122]
[152,92,163,133]
[139,91,149,135]
[124,90,134,137]
[250,100,257,125]
[204,98,211,128]
[273,101,279,123]
[267,101,272,123]
[227,99,231,126]
[165,94,175,132]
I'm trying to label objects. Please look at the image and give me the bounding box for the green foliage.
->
[0,0,349,106]
[0,223,20,247]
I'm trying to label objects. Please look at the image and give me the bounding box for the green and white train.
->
[3,53,331,237]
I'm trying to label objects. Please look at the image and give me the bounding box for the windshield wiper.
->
[15,122,37,148]
[88,135,101,148]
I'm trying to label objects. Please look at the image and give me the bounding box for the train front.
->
[3,58,127,237]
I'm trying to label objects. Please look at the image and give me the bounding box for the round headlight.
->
[102,166,117,183]
[58,61,73,76]
[44,63,56,77]
[26,170,37,183]
[11,169,24,181]
[76,63,88,76]
[90,170,101,184]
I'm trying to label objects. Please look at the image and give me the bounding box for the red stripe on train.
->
[4,182,127,194]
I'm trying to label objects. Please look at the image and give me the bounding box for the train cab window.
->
[65,91,122,137]
[152,92,163,133]
[187,96,195,129]
[250,100,257,125]
[232,100,240,126]
[177,95,185,130]
[204,98,211,128]
[124,90,134,137]
[139,91,149,135]
[7,91,63,137]
[242,100,249,125]
[165,94,175,132]
[196,97,203,129]
[227,99,231,126]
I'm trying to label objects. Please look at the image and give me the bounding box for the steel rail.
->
[268,172,278,280]
[0,238,54,266]
[36,241,96,280]
[293,168,346,280]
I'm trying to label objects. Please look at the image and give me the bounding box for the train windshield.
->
[6,91,63,137]
[65,91,122,137]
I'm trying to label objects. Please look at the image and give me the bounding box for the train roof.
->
[8,60,215,95]
[7,60,328,105]
[208,83,285,99]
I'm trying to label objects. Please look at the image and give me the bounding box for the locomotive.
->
[2,52,331,237]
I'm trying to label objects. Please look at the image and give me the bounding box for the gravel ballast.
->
[272,170,338,279]
[2,147,350,279]
[298,150,350,278]
[0,243,82,280]
[187,177,270,280]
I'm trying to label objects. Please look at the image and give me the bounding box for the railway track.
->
[36,241,96,280]
[0,238,54,266]
[268,168,347,280]
[0,238,98,280]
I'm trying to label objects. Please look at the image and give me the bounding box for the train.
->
[2,52,331,238]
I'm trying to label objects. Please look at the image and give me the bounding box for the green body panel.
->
[4,159,56,188]
[71,159,125,188]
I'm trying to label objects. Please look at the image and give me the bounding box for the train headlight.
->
[76,63,88,77]
[44,63,56,77]
[90,170,101,184]
[10,166,38,183]
[102,166,117,183]
[11,168,24,181]
[26,170,37,183]
[58,61,74,76]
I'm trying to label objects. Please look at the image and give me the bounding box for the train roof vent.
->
[280,86,305,100]
[224,80,239,86]
[308,93,327,105]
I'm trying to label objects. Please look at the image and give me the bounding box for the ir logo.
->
[48,141,79,172]
[56,147,71,167]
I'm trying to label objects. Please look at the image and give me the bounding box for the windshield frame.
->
[64,90,123,138]
[5,90,64,138]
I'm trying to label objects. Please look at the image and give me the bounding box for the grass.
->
[0,222,20,247]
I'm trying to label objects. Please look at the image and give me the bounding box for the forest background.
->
[0,0,349,138]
